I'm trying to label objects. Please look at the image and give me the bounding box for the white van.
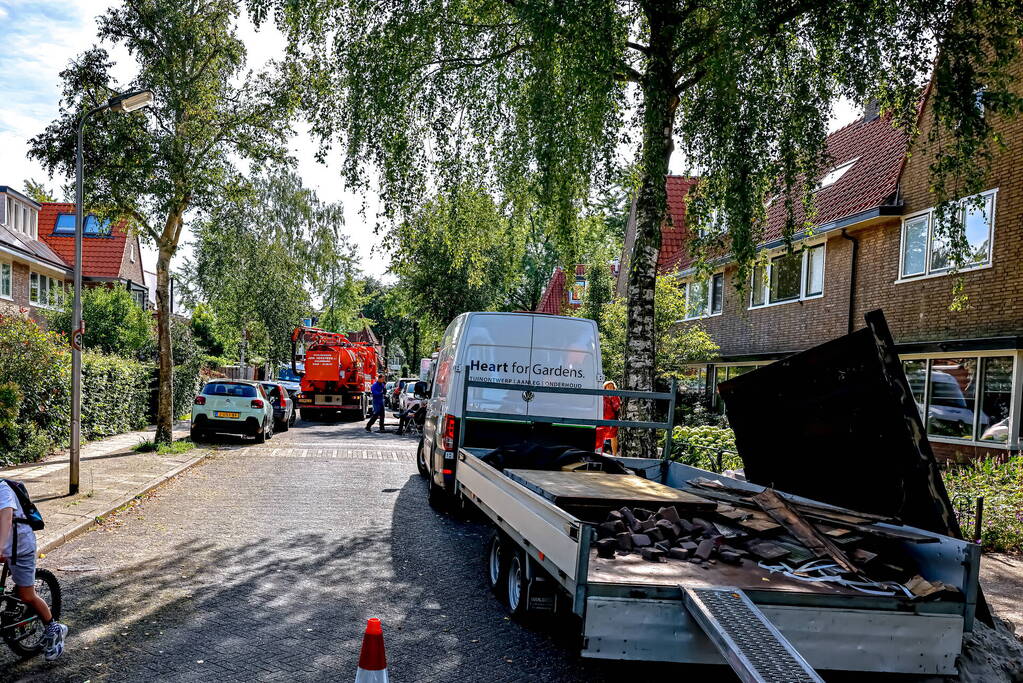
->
[417,312,604,502]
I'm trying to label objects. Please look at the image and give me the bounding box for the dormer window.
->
[3,195,39,238]
[54,213,112,236]
[817,159,858,190]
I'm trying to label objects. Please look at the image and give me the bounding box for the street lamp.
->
[70,88,154,495]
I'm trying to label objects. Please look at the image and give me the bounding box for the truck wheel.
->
[486,532,509,599]
[506,551,529,617]
[416,440,429,479]
[301,408,318,421]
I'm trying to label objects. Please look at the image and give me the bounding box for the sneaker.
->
[42,622,67,661]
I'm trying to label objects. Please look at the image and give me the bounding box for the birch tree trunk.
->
[621,5,679,459]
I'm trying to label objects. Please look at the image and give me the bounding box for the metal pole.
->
[71,103,109,495]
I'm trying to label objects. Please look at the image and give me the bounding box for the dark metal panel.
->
[718,309,961,537]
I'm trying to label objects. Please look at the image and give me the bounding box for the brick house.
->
[652,68,1023,462]
[0,187,72,323]
[37,202,149,309]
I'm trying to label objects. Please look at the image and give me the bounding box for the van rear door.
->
[527,315,601,420]
[461,314,534,418]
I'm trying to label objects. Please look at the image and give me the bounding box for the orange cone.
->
[355,618,389,683]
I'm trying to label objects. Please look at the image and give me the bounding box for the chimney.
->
[862,99,881,123]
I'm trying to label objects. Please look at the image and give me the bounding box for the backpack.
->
[2,479,44,531]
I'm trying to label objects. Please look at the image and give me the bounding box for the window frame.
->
[0,260,11,300]
[897,188,997,282]
[900,350,1016,448]
[683,272,724,320]
[749,241,827,310]
[29,271,65,309]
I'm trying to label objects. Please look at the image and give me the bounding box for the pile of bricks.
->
[593,505,756,565]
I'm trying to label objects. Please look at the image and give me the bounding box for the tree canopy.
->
[31,0,295,443]
[250,0,1023,456]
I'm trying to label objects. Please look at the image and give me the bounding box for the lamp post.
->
[70,89,154,495]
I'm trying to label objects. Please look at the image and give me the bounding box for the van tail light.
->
[442,414,458,451]
[251,399,264,409]
[194,396,206,405]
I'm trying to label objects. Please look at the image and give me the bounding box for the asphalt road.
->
[2,416,703,683]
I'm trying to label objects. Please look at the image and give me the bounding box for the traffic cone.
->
[355,618,389,682]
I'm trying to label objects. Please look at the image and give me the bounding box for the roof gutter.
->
[0,243,72,276]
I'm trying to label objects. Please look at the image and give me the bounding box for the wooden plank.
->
[505,469,717,510]
[753,488,859,574]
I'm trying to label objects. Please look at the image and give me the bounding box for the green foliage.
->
[23,179,58,203]
[0,382,21,432]
[943,456,1023,554]
[81,353,152,439]
[134,438,195,455]
[183,168,351,366]
[189,304,227,358]
[391,187,522,327]
[48,286,154,357]
[585,275,718,384]
[0,315,72,464]
[30,0,294,444]
[669,425,741,473]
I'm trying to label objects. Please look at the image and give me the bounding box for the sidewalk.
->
[0,420,208,553]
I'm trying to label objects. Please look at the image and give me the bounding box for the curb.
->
[37,449,212,555]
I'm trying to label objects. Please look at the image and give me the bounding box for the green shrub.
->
[0,315,72,463]
[81,353,153,439]
[669,425,742,472]
[942,456,1023,554]
[47,286,154,357]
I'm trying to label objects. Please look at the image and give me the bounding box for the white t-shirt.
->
[0,483,37,558]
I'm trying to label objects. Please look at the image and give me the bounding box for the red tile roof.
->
[536,268,567,314]
[659,176,699,273]
[37,203,130,279]
[663,113,909,273]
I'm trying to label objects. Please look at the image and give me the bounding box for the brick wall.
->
[680,232,858,357]
[855,61,1023,342]
[118,235,145,285]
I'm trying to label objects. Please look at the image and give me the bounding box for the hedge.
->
[669,425,742,472]
[0,315,202,466]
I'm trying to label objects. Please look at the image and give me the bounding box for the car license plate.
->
[215,411,240,419]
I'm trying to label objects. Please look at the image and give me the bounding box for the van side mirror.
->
[414,380,429,398]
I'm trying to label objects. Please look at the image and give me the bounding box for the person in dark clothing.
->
[366,376,388,432]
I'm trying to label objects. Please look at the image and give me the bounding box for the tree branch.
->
[626,41,649,54]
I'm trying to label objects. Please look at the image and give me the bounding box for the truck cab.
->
[419,312,603,503]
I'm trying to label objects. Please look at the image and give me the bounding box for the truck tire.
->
[428,479,448,511]
[506,550,529,617]
[301,408,319,422]
[416,440,429,479]
[486,532,509,599]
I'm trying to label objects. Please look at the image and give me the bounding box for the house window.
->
[568,276,586,305]
[684,273,724,320]
[902,354,1014,445]
[29,273,65,308]
[132,290,147,309]
[817,159,858,190]
[751,243,825,308]
[0,262,11,299]
[899,190,995,279]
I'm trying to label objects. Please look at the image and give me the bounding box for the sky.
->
[0,1,859,281]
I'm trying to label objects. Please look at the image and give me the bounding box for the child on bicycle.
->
[0,483,67,661]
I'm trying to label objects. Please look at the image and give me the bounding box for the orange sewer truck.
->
[291,326,381,420]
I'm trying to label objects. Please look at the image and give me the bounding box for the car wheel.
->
[190,426,204,443]
[289,410,297,427]
[266,418,274,440]
[278,417,289,432]
[254,420,267,444]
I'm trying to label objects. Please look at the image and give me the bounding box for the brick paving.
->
[1,419,692,682]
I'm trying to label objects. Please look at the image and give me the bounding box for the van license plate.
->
[215,411,240,419]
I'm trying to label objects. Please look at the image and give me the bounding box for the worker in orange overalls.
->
[596,380,621,454]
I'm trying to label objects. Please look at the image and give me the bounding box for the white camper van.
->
[417,312,604,503]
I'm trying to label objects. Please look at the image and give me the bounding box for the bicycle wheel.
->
[2,568,62,659]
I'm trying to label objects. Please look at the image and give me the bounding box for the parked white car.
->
[191,380,275,443]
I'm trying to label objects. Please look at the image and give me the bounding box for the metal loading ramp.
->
[682,587,824,683]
